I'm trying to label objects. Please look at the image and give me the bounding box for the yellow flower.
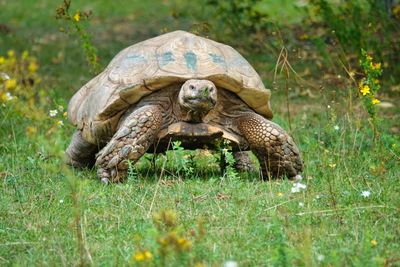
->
[0,56,5,64]
[63,111,68,117]
[26,126,37,136]
[73,12,80,22]
[370,62,381,70]
[133,252,145,261]
[57,120,64,127]
[277,192,284,197]
[133,250,152,261]
[329,163,336,169]
[22,50,29,59]
[371,239,377,247]
[5,79,17,90]
[176,238,192,251]
[360,85,370,96]
[1,92,14,102]
[366,54,372,61]
[143,251,152,259]
[300,33,309,40]
[372,98,380,105]
[7,50,15,58]
[28,61,39,73]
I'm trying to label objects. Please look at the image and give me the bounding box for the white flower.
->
[317,254,325,261]
[333,125,340,131]
[59,199,64,203]
[223,261,238,267]
[49,109,58,117]
[291,182,307,193]
[5,92,13,101]
[294,174,302,181]
[0,72,10,80]
[361,190,371,198]
[298,202,304,207]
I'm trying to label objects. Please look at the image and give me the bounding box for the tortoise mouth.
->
[182,97,216,111]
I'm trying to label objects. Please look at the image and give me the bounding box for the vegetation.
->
[0,0,399,266]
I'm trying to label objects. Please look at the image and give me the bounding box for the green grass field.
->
[1,0,399,266]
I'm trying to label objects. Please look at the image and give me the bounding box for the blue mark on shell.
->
[126,54,146,65]
[184,51,197,71]
[209,53,226,66]
[158,51,175,67]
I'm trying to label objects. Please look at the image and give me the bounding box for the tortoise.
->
[65,30,303,182]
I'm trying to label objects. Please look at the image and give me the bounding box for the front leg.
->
[95,105,163,183]
[236,113,303,180]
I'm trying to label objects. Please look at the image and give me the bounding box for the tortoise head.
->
[178,79,217,122]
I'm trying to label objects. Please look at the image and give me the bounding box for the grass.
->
[1,0,399,266]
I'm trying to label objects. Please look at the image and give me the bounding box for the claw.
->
[101,178,110,184]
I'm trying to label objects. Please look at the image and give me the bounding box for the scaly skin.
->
[65,131,98,168]
[233,151,255,172]
[236,113,303,179]
[95,105,163,183]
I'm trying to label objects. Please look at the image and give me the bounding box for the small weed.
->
[219,141,239,180]
[358,49,383,141]
[130,209,206,266]
[171,141,195,178]
[55,0,101,74]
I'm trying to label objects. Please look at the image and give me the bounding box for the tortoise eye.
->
[189,85,195,90]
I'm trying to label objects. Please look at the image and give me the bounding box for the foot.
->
[233,151,255,172]
[236,113,303,179]
[95,105,163,182]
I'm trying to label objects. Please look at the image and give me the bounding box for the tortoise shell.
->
[68,30,272,144]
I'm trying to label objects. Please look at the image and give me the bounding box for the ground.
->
[0,0,399,266]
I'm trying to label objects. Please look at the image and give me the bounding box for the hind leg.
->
[233,151,255,172]
[65,131,98,168]
[236,113,303,180]
[95,105,163,183]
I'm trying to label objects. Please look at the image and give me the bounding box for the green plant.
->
[206,0,271,35]
[171,141,195,178]
[357,49,382,140]
[219,141,239,180]
[0,49,65,136]
[130,210,206,266]
[0,50,42,117]
[308,0,399,83]
[55,0,101,74]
